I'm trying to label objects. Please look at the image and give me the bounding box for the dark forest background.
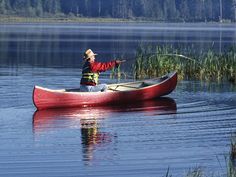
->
[0,0,236,22]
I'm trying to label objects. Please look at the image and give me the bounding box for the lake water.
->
[0,23,236,177]
[1,23,236,68]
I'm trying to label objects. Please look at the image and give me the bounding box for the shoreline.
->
[0,15,235,24]
[0,16,143,23]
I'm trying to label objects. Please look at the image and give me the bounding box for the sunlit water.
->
[0,23,236,177]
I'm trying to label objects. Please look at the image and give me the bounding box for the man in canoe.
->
[80,49,125,92]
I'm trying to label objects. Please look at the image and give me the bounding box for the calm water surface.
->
[0,23,236,177]
[1,23,236,67]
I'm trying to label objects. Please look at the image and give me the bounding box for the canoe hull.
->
[33,72,177,110]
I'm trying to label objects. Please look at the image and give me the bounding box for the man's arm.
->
[90,61,117,72]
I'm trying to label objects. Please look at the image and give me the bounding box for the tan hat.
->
[83,49,97,60]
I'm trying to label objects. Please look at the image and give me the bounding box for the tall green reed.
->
[133,45,236,84]
[227,134,236,177]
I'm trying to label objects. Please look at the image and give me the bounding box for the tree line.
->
[0,0,236,22]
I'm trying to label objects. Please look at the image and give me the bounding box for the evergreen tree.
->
[43,0,60,15]
[34,0,43,17]
[204,0,213,21]
[163,0,178,21]
[0,0,6,14]
[194,0,205,21]
[0,0,235,22]
[178,0,190,21]
[132,0,144,18]
[233,0,236,21]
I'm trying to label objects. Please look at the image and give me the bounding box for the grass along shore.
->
[229,134,236,177]
[164,136,236,177]
[0,15,144,23]
[1,15,234,24]
[133,46,236,84]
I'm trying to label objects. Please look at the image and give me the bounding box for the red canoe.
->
[33,72,177,110]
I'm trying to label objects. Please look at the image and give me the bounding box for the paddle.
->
[116,59,126,65]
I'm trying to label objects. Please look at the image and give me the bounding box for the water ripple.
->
[0,66,235,177]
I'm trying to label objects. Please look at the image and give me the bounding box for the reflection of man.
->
[80,119,112,163]
[81,120,98,162]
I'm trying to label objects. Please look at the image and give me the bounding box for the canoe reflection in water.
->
[32,97,176,163]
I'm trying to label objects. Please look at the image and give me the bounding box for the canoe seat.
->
[141,75,169,87]
[141,81,154,87]
[65,88,81,92]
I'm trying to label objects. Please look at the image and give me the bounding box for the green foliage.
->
[186,167,205,177]
[228,134,236,177]
[133,45,236,84]
[0,0,235,22]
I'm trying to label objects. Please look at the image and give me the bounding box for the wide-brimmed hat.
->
[83,49,97,60]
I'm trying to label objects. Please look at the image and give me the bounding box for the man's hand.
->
[115,60,126,65]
